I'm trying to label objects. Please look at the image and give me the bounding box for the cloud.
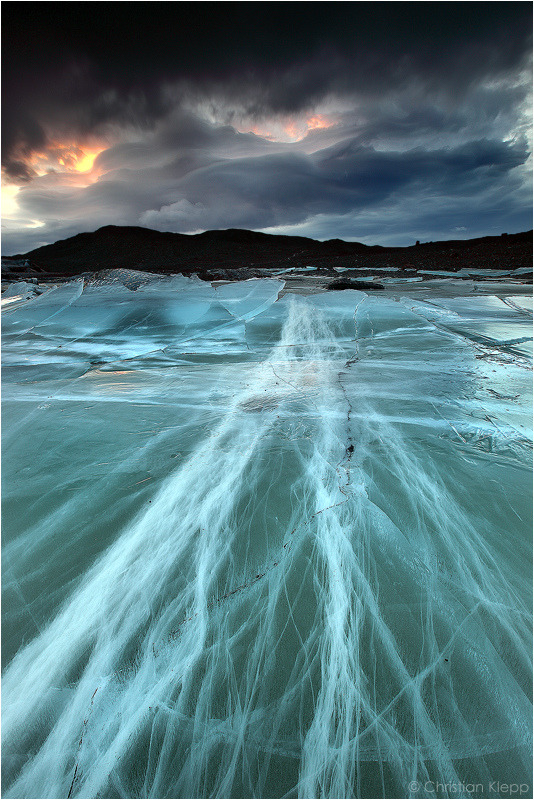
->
[2,4,531,167]
[140,199,207,230]
[3,105,529,254]
[2,4,531,252]
[136,136,529,230]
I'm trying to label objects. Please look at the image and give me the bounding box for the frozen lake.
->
[2,274,532,798]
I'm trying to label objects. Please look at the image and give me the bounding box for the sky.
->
[2,2,532,255]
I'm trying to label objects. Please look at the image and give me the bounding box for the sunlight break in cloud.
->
[241,114,336,143]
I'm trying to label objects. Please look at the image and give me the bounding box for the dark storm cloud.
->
[7,125,527,244]
[3,119,528,256]
[139,137,528,231]
[90,114,270,178]
[2,2,532,167]
[2,3,531,252]
[3,159,37,182]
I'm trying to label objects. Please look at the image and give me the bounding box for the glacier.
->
[1,273,532,799]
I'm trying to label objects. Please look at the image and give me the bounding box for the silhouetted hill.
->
[6,226,374,275]
[4,226,532,278]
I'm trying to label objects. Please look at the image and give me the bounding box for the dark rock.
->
[327,279,384,291]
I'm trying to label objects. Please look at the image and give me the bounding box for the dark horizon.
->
[6,222,534,261]
[4,222,531,282]
[2,2,532,254]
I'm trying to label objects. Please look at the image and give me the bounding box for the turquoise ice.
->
[2,275,532,798]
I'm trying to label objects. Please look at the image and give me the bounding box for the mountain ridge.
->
[4,225,532,277]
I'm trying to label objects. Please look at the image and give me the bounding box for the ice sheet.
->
[2,275,532,799]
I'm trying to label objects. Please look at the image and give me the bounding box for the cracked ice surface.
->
[2,276,532,799]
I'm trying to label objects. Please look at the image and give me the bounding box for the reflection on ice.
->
[2,275,532,798]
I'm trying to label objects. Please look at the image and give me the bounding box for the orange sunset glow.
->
[1,143,107,221]
[26,143,107,179]
[306,115,333,131]
[57,146,105,173]
[246,114,335,142]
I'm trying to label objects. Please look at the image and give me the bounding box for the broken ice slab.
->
[402,294,533,359]
[503,295,533,313]
[213,277,284,320]
[1,281,48,309]
[1,280,84,336]
[380,275,424,284]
